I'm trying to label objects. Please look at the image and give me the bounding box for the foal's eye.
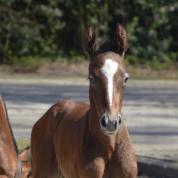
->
[88,74,95,86]
[124,73,129,83]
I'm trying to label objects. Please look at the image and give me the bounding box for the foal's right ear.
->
[84,27,96,55]
[115,24,128,57]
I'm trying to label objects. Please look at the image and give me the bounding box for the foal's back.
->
[31,100,89,178]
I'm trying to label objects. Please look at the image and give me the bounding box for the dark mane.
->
[90,38,120,56]
[98,39,119,53]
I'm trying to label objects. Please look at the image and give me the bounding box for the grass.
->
[11,55,85,73]
[1,55,178,79]
[17,138,30,153]
[12,56,53,73]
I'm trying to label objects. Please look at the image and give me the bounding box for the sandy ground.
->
[0,75,178,161]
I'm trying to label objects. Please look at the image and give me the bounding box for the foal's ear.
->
[115,24,128,57]
[84,27,97,55]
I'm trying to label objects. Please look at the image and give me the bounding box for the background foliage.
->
[0,0,178,67]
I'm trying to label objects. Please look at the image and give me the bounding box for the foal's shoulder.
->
[50,100,89,119]
[52,100,89,111]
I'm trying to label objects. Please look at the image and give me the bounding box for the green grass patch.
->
[12,56,55,73]
[11,55,86,73]
[17,138,30,153]
[126,54,178,70]
[5,54,178,79]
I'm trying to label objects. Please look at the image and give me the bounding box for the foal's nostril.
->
[113,119,118,128]
[116,115,122,125]
[100,115,108,128]
[119,117,121,124]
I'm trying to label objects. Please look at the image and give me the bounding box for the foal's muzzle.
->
[99,113,121,134]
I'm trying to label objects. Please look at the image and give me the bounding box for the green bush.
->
[0,0,178,68]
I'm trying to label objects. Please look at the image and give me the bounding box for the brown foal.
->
[31,24,137,178]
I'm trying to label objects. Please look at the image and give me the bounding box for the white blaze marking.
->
[101,59,118,106]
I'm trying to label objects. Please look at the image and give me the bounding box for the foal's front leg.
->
[117,141,137,178]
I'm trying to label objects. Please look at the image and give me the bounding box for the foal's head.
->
[84,24,129,135]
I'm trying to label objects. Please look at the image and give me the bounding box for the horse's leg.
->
[31,138,59,178]
[31,115,59,178]
[118,142,137,178]
[18,146,31,161]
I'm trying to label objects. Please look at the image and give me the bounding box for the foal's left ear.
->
[115,24,128,57]
[83,27,97,55]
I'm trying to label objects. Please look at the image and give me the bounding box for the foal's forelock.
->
[101,59,118,106]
